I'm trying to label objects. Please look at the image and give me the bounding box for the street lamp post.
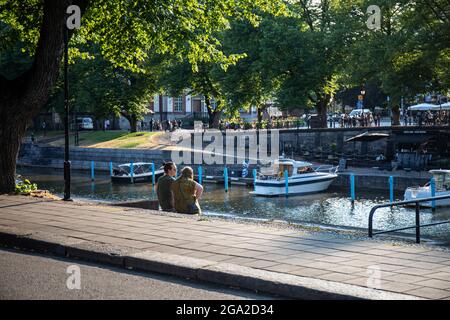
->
[401,96,405,126]
[387,95,391,124]
[438,94,442,124]
[74,105,79,146]
[63,26,71,201]
[63,5,81,201]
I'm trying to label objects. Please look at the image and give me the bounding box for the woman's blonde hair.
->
[181,166,193,179]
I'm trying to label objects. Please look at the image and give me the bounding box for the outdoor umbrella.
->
[345,131,389,142]
[438,102,450,110]
[407,103,440,111]
[345,132,390,163]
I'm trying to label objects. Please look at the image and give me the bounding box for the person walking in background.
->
[41,121,47,137]
[103,119,110,131]
[156,162,177,212]
[171,167,203,214]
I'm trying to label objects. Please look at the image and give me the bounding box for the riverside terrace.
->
[2,194,450,300]
[273,125,449,170]
[20,125,450,168]
[174,125,450,169]
[17,125,449,193]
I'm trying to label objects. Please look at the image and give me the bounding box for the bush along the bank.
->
[15,179,38,195]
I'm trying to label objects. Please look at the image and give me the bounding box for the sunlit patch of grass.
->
[40,130,161,149]
[119,142,141,149]
[89,131,157,149]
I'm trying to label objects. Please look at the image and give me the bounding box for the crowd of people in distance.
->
[412,110,450,126]
[340,113,380,128]
[144,119,182,132]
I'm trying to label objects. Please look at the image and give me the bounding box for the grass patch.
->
[89,131,157,149]
[77,131,129,144]
[117,132,146,139]
[119,142,141,149]
[38,130,159,149]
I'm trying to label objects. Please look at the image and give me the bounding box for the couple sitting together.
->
[156,162,203,214]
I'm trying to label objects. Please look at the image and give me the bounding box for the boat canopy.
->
[117,163,153,175]
[429,170,450,190]
[273,159,314,177]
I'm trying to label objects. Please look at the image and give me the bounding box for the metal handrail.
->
[313,165,338,174]
[368,194,450,243]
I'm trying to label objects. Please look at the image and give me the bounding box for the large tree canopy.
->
[0,0,447,193]
[47,46,162,132]
[0,0,285,193]
[342,0,450,111]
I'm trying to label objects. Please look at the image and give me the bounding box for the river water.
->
[17,167,450,244]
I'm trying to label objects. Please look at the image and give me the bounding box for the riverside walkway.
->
[1,195,450,299]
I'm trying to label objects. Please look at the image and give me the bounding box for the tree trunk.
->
[0,0,86,194]
[392,106,400,126]
[210,111,221,129]
[204,95,221,129]
[159,95,164,123]
[257,106,263,126]
[121,112,138,132]
[315,94,330,128]
[129,115,138,132]
[0,110,29,193]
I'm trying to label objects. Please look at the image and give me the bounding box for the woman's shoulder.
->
[180,178,197,190]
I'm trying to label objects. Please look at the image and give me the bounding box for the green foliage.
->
[0,0,448,127]
[342,0,450,105]
[15,179,37,194]
[120,142,141,149]
[0,0,286,73]
[46,45,160,125]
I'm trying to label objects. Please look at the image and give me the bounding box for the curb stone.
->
[125,251,215,279]
[0,231,423,300]
[65,246,126,267]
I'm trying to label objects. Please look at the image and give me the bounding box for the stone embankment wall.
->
[18,143,173,171]
[19,142,431,192]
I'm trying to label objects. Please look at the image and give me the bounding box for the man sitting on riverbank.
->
[156,162,177,212]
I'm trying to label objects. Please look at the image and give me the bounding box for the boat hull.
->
[252,174,337,196]
[404,188,450,207]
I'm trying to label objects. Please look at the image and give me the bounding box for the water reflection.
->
[17,167,450,242]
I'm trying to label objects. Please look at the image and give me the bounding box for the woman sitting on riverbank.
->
[171,167,203,214]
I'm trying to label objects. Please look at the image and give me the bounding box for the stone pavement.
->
[1,195,450,300]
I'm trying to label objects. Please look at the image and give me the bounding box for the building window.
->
[174,96,183,112]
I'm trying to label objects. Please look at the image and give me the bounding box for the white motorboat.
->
[111,162,164,184]
[404,170,450,207]
[251,158,338,196]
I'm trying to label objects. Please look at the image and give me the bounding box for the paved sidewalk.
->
[1,195,450,299]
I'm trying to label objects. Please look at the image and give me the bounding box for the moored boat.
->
[251,157,338,196]
[404,170,450,207]
[111,162,164,184]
